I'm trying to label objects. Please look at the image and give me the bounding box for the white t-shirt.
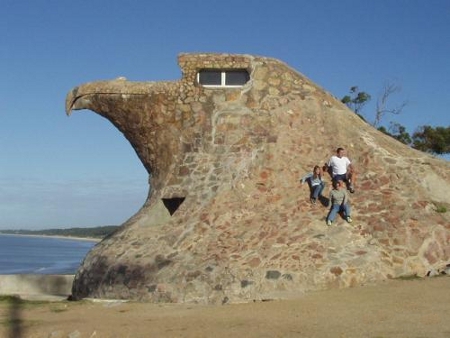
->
[328,156,351,175]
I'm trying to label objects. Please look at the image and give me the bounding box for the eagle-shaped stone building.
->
[66,53,450,304]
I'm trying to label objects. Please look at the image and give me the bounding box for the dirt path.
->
[1,277,449,338]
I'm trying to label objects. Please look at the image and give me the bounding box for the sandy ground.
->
[1,277,449,338]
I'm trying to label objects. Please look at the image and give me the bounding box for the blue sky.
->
[1,0,449,229]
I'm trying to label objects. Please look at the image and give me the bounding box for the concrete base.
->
[0,275,74,300]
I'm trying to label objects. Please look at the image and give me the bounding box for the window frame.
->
[197,69,250,88]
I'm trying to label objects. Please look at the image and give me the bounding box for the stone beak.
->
[65,79,181,189]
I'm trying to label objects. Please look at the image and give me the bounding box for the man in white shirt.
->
[326,147,355,193]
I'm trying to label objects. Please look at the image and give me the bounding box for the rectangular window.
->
[198,69,249,87]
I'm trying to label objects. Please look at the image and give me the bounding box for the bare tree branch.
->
[373,82,408,127]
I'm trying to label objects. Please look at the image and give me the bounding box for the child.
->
[301,165,326,204]
[326,180,352,225]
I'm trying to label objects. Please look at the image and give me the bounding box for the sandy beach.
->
[1,276,449,338]
[0,233,101,243]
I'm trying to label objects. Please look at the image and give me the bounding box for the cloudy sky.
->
[1,0,449,229]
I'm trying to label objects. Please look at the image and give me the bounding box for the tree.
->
[342,84,450,156]
[412,125,450,155]
[342,82,407,128]
[341,86,371,116]
[378,122,412,145]
[373,82,408,127]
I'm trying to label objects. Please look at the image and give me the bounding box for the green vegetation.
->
[396,274,421,280]
[0,296,86,308]
[412,126,450,155]
[341,86,371,116]
[0,295,49,307]
[0,225,119,239]
[0,295,22,303]
[0,297,76,331]
[49,304,69,313]
[342,86,450,155]
[435,205,448,213]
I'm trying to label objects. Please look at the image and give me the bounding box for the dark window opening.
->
[225,70,250,86]
[197,69,249,87]
[162,197,185,216]
[198,70,221,85]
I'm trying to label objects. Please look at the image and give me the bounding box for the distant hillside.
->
[0,226,119,239]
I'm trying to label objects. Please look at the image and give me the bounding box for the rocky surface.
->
[66,53,450,304]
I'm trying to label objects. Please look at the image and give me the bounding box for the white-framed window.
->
[197,69,250,88]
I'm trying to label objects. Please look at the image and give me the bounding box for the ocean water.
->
[0,234,96,274]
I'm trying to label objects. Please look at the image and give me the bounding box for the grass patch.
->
[0,295,22,303]
[0,296,50,308]
[0,318,40,330]
[0,296,41,330]
[0,318,22,328]
[396,274,421,280]
[435,205,447,213]
[49,304,69,313]
[0,295,83,310]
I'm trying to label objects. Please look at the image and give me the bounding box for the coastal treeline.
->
[0,225,119,239]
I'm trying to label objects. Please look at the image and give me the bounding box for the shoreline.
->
[0,232,101,243]
[0,234,96,276]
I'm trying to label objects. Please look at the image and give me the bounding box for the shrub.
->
[435,205,447,213]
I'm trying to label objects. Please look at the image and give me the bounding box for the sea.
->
[0,234,97,275]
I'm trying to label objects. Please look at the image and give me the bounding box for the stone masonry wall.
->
[66,53,450,304]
